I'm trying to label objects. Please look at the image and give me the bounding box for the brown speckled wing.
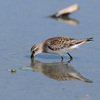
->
[44,37,78,51]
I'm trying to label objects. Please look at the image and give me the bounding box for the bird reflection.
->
[30,59,93,83]
[50,14,79,26]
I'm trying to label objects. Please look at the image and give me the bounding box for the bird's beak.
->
[30,55,34,63]
[30,50,35,58]
[30,53,34,58]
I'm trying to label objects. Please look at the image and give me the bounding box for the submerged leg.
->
[67,53,73,63]
[61,56,64,62]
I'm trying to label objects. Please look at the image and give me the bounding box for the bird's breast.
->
[46,47,76,56]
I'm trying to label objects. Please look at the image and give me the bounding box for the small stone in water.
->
[11,69,17,73]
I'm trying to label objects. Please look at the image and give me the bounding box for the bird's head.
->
[30,43,43,58]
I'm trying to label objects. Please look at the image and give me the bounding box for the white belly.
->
[47,43,83,56]
[47,47,75,56]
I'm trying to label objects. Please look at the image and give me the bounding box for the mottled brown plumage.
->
[44,37,93,51]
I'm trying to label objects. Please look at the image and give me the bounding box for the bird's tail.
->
[85,38,93,43]
[82,77,93,83]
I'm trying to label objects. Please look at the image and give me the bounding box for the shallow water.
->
[0,0,100,100]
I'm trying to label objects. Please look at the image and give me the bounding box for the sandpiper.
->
[31,37,93,62]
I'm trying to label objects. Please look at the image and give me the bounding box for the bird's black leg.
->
[67,53,73,63]
[61,56,64,62]
[67,53,73,59]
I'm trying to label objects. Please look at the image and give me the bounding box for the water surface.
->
[0,0,100,100]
